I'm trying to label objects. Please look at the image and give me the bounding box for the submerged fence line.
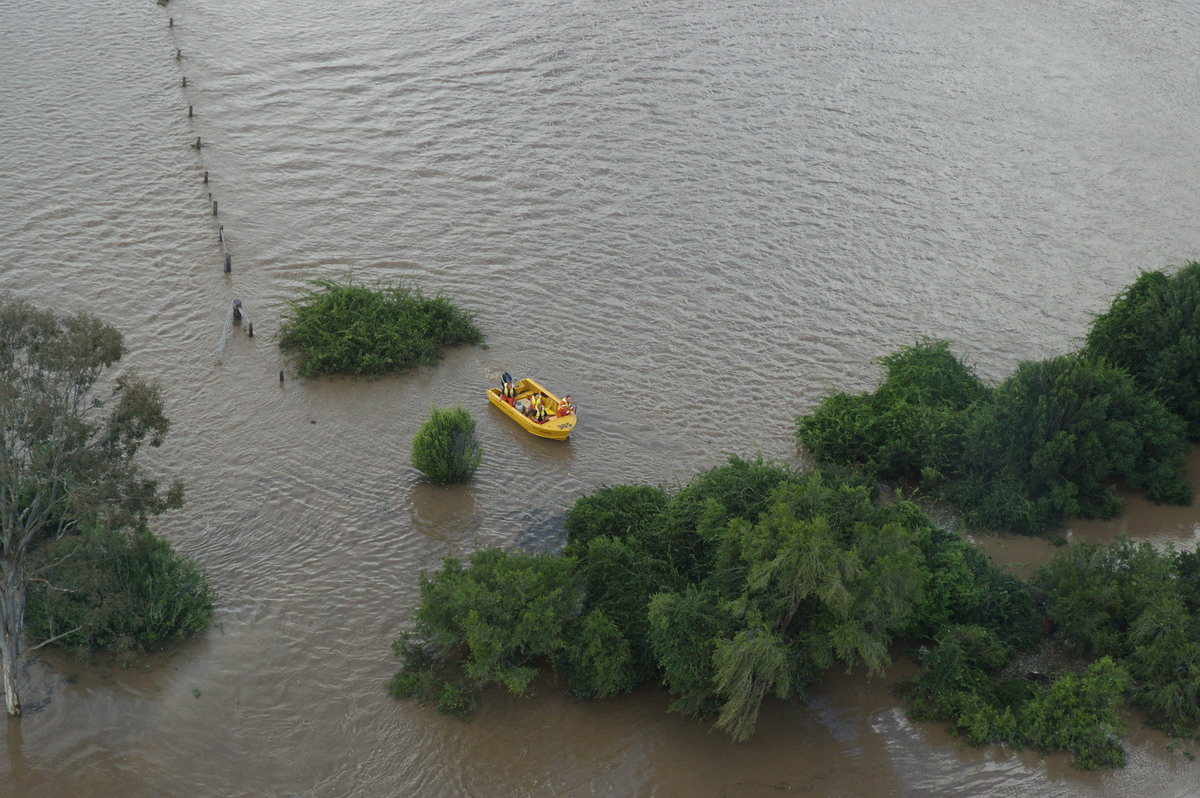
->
[216,300,253,363]
[165,10,275,369]
[171,13,235,279]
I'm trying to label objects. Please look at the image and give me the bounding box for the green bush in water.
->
[1018,657,1129,770]
[387,549,587,710]
[799,340,1192,536]
[411,406,483,485]
[25,527,215,663]
[1084,261,1200,439]
[952,353,1190,535]
[795,340,988,484]
[1037,537,1200,736]
[278,277,483,377]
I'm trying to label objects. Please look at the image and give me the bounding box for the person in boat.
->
[501,372,516,405]
[532,393,548,423]
[556,395,574,417]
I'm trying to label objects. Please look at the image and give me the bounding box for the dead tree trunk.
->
[0,560,26,717]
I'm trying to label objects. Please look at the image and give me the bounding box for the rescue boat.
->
[487,376,576,440]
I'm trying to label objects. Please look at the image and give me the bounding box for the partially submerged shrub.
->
[387,549,583,711]
[25,527,215,663]
[411,406,483,485]
[278,277,483,377]
[391,459,939,743]
[1037,537,1200,735]
[953,353,1191,534]
[796,340,986,484]
[902,626,1129,770]
[1084,261,1200,438]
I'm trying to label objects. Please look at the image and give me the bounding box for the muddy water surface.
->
[3,0,1200,795]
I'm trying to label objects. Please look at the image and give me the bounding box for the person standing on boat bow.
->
[501,372,516,406]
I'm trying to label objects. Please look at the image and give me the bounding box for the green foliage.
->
[278,277,483,377]
[647,586,731,719]
[799,312,1194,537]
[25,527,214,663]
[671,469,930,740]
[388,549,582,708]
[1036,537,1200,735]
[389,457,1044,750]
[799,337,1191,536]
[562,484,670,557]
[1019,657,1129,769]
[1085,262,1200,438]
[903,627,1129,769]
[410,406,482,485]
[712,625,797,742]
[0,297,187,716]
[560,609,637,699]
[571,532,676,682]
[903,625,1011,727]
[796,340,986,484]
[906,525,1040,650]
[647,455,798,585]
[954,354,1190,534]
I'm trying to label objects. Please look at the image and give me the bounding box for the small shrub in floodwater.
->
[411,406,482,485]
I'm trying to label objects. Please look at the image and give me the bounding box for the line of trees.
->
[389,457,1046,741]
[388,452,1200,767]
[796,261,1200,537]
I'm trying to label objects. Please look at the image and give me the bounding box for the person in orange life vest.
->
[557,396,574,417]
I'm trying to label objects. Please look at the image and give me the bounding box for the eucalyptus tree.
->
[0,298,182,716]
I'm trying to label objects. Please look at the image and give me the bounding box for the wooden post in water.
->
[220,226,231,273]
[212,199,218,216]
[203,170,208,184]
[182,75,187,88]
[188,105,193,118]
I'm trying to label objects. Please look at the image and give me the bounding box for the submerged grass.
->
[278,277,484,378]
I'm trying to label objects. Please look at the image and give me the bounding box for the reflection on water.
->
[2,0,1200,795]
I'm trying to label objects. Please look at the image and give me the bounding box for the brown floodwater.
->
[3,0,1200,795]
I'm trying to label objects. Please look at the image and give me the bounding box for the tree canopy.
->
[1084,261,1200,438]
[0,297,196,716]
[796,340,1191,536]
[388,456,1038,743]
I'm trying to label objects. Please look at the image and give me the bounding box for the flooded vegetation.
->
[3,0,1200,795]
